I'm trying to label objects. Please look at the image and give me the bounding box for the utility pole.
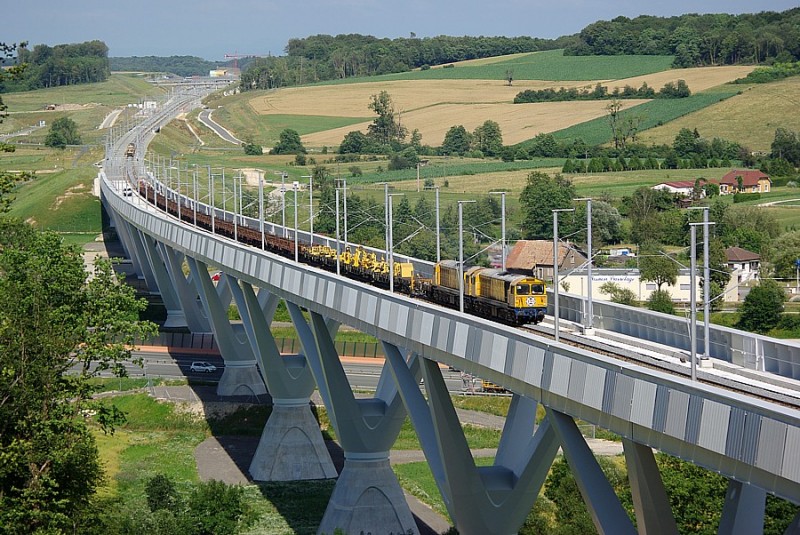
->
[552,208,574,342]
[575,198,594,332]
[458,200,477,313]
[302,174,313,246]
[435,187,441,264]
[490,191,506,271]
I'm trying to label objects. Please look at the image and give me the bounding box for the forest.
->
[109,55,219,77]
[5,40,110,90]
[564,9,800,66]
[237,9,799,90]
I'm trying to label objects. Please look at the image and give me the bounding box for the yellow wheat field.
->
[247,66,754,147]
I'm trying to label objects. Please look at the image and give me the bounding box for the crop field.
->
[550,87,741,146]
[321,49,676,83]
[240,61,753,149]
[638,76,800,152]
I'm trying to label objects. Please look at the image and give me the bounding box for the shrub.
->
[242,143,262,155]
[187,480,249,535]
[647,289,675,314]
[146,474,181,513]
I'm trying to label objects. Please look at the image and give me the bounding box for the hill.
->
[221,51,753,149]
[637,76,800,152]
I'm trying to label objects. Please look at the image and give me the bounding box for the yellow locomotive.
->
[431,260,546,325]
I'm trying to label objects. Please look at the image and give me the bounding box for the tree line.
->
[239,34,573,91]
[109,55,219,78]
[564,9,800,67]
[513,80,690,104]
[6,40,110,90]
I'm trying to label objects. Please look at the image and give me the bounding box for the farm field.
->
[638,75,800,152]
[320,49,676,83]
[238,61,753,149]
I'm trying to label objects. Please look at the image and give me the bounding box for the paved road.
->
[198,108,241,145]
[99,108,123,129]
[0,123,45,140]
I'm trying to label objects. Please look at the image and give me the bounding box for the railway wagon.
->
[135,179,546,326]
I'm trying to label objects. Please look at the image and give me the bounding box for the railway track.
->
[122,160,800,410]
[520,322,800,409]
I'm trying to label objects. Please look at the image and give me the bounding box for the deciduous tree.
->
[519,171,576,239]
[272,128,306,155]
[45,116,81,148]
[639,240,679,290]
[737,279,785,333]
[367,91,406,146]
[0,220,156,532]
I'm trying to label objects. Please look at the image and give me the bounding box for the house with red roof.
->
[719,169,771,195]
[506,240,588,281]
[651,179,714,200]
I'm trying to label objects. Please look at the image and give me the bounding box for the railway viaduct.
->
[100,88,800,534]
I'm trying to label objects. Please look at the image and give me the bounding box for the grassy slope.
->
[317,50,675,83]
[547,86,741,146]
[637,76,800,152]
[1,75,162,239]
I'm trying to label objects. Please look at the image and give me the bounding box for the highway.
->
[99,350,473,393]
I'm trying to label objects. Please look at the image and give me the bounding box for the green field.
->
[318,50,676,83]
[549,87,741,146]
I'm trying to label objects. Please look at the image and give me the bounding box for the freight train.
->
[136,180,547,326]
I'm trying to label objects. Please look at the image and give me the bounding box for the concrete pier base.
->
[249,399,336,481]
[317,454,417,535]
[217,360,267,397]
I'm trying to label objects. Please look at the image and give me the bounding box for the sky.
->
[6,1,799,61]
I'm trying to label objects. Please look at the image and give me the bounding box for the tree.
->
[768,231,800,280]
[599,282,637,306]
[388,147,419,170]
[576,200,622,247]
[441,125,472,156]
[473,120,503,157]
[242,142,262,155]
[339,130,371,154]
[606,99,624,149]
[272,128,306,154]
[366,90,406,146]
[737,279,785,333]
[647,289,675,314]
[673,127,700,157]
[0,42,27,128]
[44,116,81,148]
[0,221,157,532]
[771,127,800,166]
[519,171,576,239]
[639,240,678,290]
[624,187,675,245]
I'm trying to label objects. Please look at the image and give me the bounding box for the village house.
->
[505,240,588,281]
[725,246,761,285]
[651,180,701,198]
[719,169,771,195]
